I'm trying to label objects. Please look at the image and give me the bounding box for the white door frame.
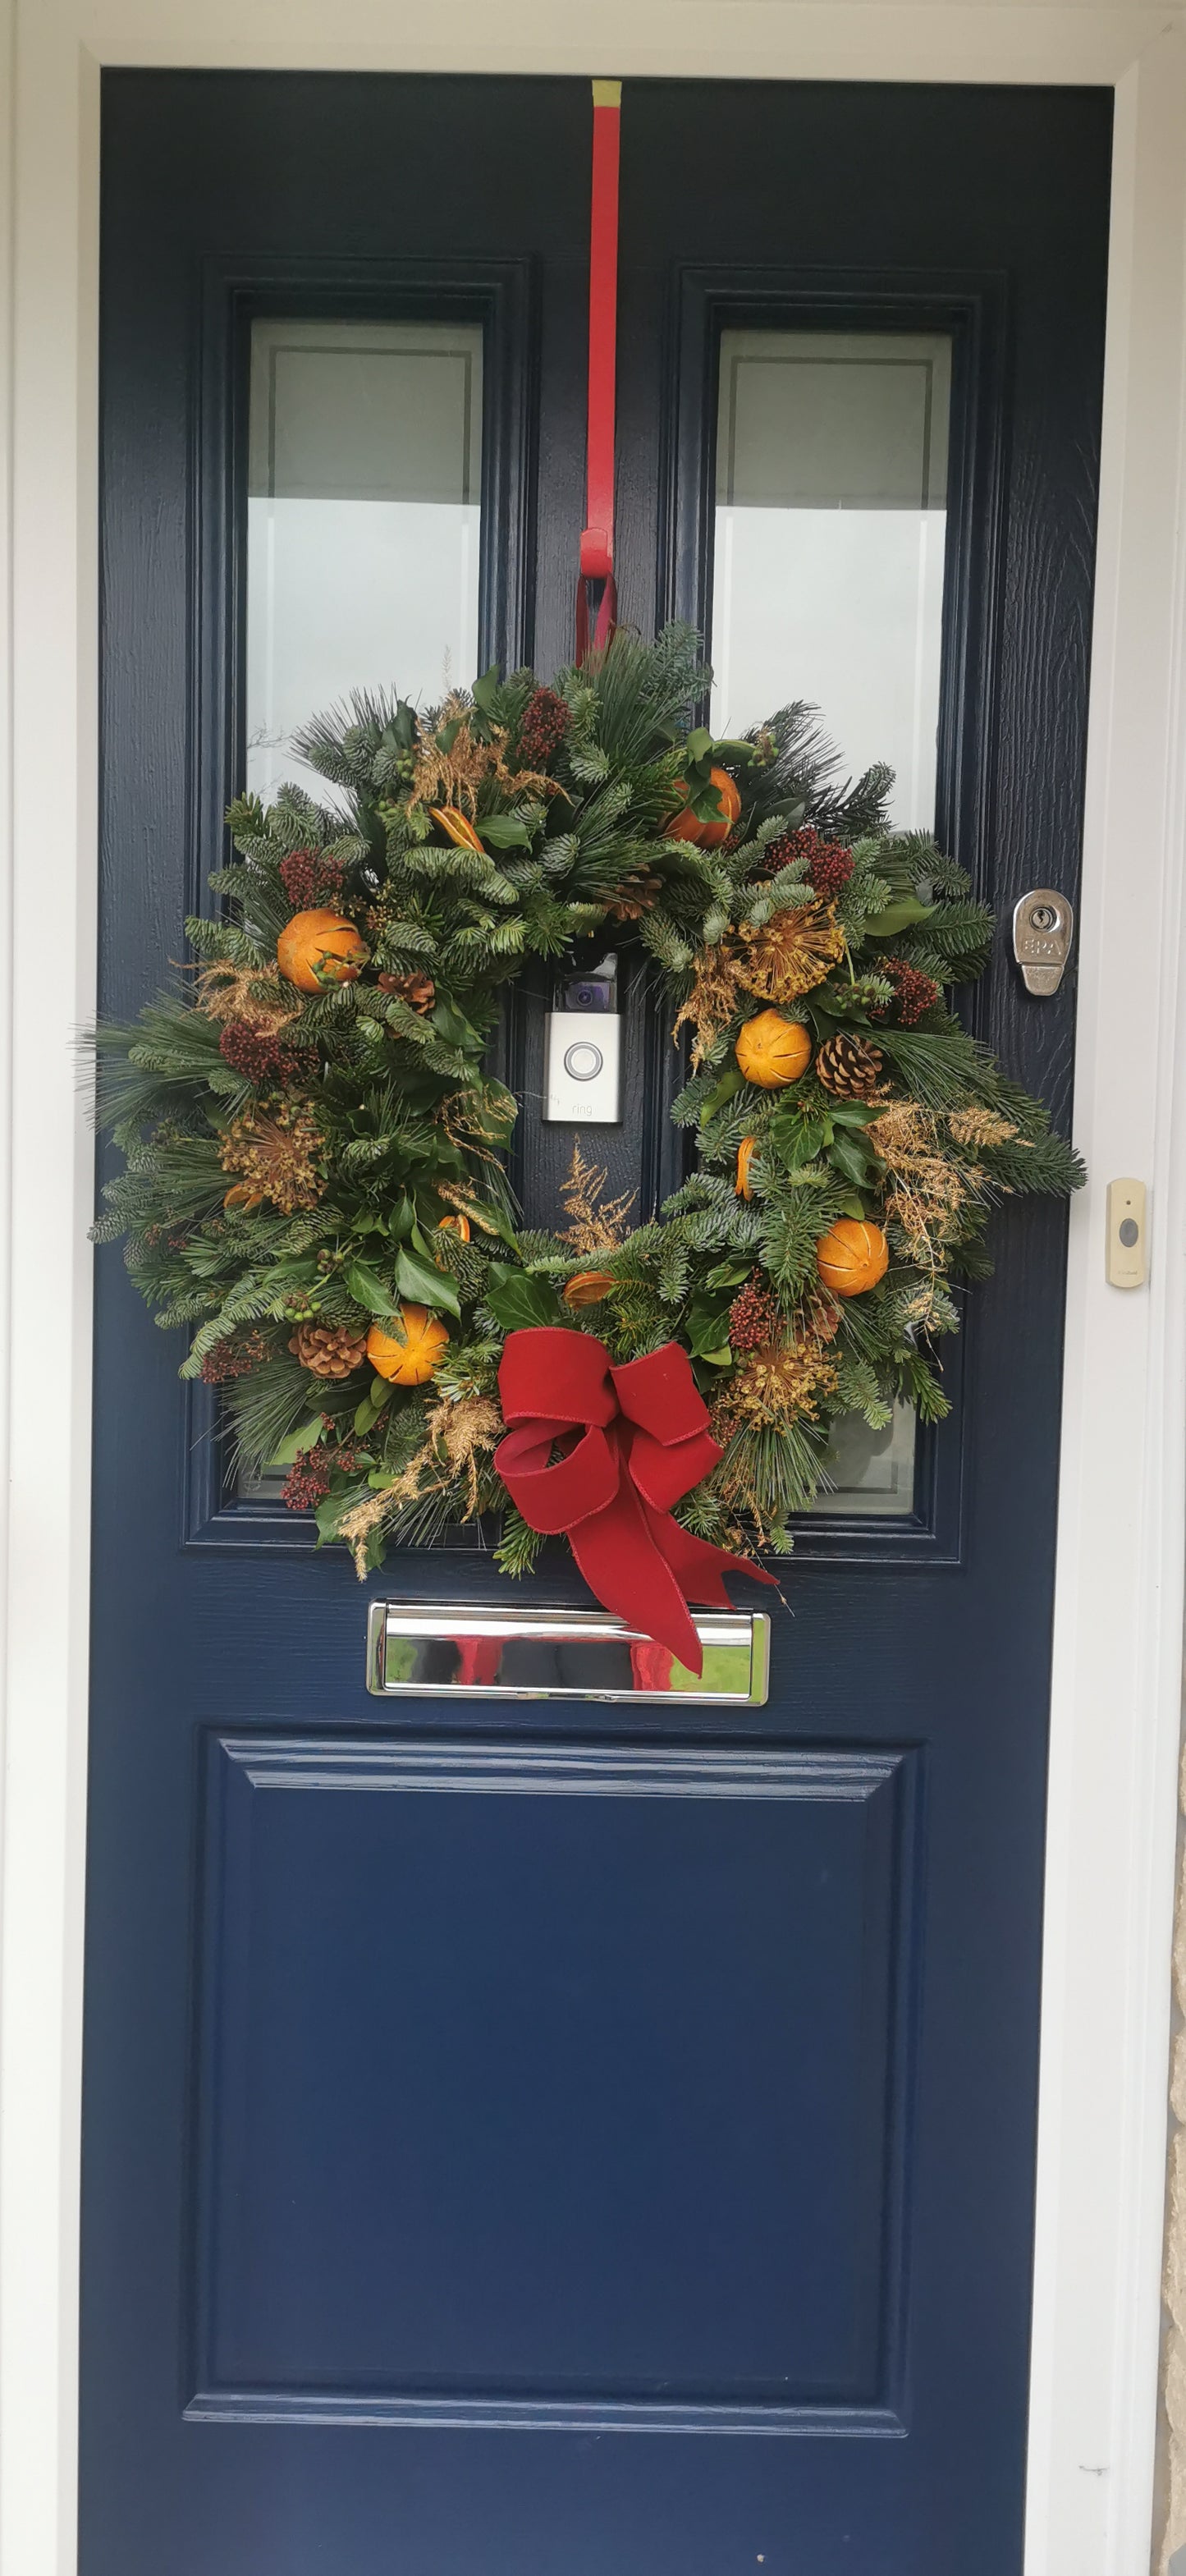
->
[3,7,1186,2572]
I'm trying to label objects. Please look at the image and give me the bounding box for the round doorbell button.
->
[563,1041,603,1082]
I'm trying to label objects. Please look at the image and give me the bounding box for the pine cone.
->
[815,1031,886,1099]
[378,969,435,1013]
[288,1320,369,1379]
[604,869,662,922]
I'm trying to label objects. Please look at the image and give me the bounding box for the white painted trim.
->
[1024,37,1186,2574]
[3,8,1186,2575]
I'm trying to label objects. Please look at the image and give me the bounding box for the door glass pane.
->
[235,316,483,1506]
[712,328,952,1516]
[246,318,483,804]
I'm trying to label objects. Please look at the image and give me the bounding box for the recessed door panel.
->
[191,1735,915,2422]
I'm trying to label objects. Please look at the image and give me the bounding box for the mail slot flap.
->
[366,1602,771,1704]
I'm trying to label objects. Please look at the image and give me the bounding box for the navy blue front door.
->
[83,72,1110,2575]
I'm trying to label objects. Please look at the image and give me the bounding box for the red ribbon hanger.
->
[576,78,621,663]
[492,1329,774,1674]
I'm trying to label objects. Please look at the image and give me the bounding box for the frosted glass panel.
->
[712,328,951,1519]
[810,1402,918,1519]
[246,319,483,803]
[712,329,950,830]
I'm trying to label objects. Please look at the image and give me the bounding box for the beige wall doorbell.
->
[1106,1178,1147,1288]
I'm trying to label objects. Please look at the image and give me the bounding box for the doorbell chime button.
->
[544,1009,621,1123]
[1012,887,1074,995]
[1106,1178,1147,1288]
[563,1041,604,1082]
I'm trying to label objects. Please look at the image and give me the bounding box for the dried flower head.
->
[947,1107,1019,1149]
[219,1095,326,1215]
[740,900,845,1005]
[867,1100,973,1267]
[194,961,296,1036]
[672,942,749,1066]
[338,1390,502,1572]
[410,699,554,815]
[715,1337,840,1433]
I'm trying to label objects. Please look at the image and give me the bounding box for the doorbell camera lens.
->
[563,977,614,1012]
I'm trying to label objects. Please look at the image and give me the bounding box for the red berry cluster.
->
[760,825,854,901]
[278,847,346,911]
[281,1430,364,1513]
[872,956,941,1027]
[218,1020,300,1085]
[728,1277,783,1354]
[281,1443,333,1512]
[516,687,570,768]
[199,1328,269,1386]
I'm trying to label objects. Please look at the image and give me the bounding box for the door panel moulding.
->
[2,10,1186,2576]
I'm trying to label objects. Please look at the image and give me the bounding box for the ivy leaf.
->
[269,1419,324,1468]
[768,1115,827,1169]
[444,1190,519,1248]
[395,1243,462,1317]
[830,1132,875,1188]
[698,1065,744,1123]
[346,1258,399,1316]
[353,1386,392,1434]
[863,896,936,939]
[314,1486,367,1542]
[471,664,501,717]
[479,814,532,850]
[484,1265,563,1331]
[684,1293,736,1359]
[429,997,484,1052]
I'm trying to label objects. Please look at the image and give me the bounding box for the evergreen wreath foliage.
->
[91,625,1083,1574]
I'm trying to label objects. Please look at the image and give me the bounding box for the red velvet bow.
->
[493,1329,774,1674]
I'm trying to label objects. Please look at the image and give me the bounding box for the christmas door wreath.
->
[94,624,1083,1666]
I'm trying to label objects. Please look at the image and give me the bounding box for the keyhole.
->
[1030,902,1059,933]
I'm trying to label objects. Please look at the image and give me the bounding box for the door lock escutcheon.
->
[1012,887,1074,995]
